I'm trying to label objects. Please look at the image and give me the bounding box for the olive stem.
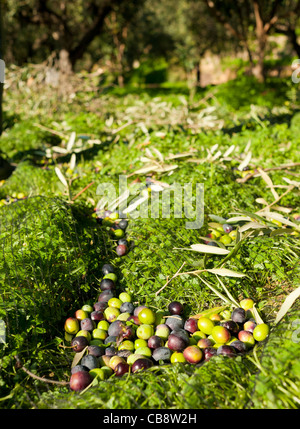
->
[155,262,186,295]
[14,355,70,386]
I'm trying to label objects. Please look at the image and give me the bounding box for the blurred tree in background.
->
[1,0,300,86]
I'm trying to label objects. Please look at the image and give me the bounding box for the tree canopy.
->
[1,0,300,83]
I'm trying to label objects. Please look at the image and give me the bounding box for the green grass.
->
[0,67,300,409]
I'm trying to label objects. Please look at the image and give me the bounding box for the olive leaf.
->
[215,275,240,307]
[250,304,264,325]
[238,221,266,233]
[66,131,76,152]
[260,211,299,229]
[54,166,69,188]
[270,228,295,236]
[206,268,246,278]
[190,244,230,255]
[238,150,252,171]
[196,275,234,306]
[257,168,279,200]
[208,214,227,223]
[71,346,88,368]
[69,153,76,171]
[190,306,228,319]
[225,216,252,223]
[274,286,300,325]
[52,146,69,154]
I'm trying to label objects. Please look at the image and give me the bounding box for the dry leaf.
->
[258,168,279,200]
[216,276,240,307]
[206,268,246,278]
[55,167,68,188]
[272,205,293,214]
[225,216,252,223]
[274,286,300,325]
[67,131,76,152]
[123,194,148,214]
[69,153,76,171]
[145,147,153,159]
[190,244,230,255]
[210,143,219,153]
[260,211,299,228]
[71,346,88,368]
[223,145,236,157]
[238,221,266,232]
[238,151,252,171]
[256,198,268,205]
[197,276,233,306]
[52,146,69,154]
[152,147,164,162]
[140,156,153,163]
[250,304,264,325]
[283,177,300,188]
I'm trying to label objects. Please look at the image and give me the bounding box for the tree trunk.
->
[276,26,300,58]
[195,62,201,86]
[289,29,300,58]
[253,0,267,82]
[256,35,267,82]
[0,0,3,136]
[69,3,113,69]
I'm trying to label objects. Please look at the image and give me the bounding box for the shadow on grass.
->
[2,111,21,131]
[222,110,300,137]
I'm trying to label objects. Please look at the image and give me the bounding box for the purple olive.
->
[131,358,153,374]
[168,301,184,315]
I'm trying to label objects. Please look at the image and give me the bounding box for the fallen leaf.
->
[206,268,246,278]
[190,244,230,255]
[274,286,300,325]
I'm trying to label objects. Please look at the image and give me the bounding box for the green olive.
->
[197,317,215,335]
[253,323,269,341]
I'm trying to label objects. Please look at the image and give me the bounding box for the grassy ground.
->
[0,68,299,409]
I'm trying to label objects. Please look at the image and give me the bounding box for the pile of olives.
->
[63,208,270,392]
[205,221,237,247]
[64,283,270,392]
[0,191,27,207]
[95,209,129,256]
[206,210,300,247]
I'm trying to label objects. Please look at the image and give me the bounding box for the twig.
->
[72,181,95,201]
[111,120,134,135]
[14,355,69,386]
[33,123,69,139]
[155,262,186,296]
[237,163,300,184]
[256,185,295,213]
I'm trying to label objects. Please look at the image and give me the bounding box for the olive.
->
[115,362,130,376]
[131,358,153,373]
[101,264,115,275]
[118,219,128,230]
[197,317,215,335]
[70,371,93,392]
[216,345,236,358]
[253,323,269,341]
[231,307,247,324]
[168,301,184,315]
[71,336,89,353]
